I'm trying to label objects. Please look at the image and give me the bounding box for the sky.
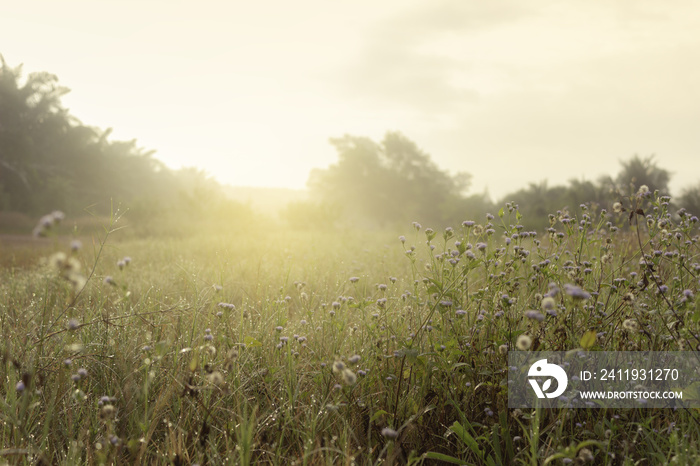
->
[2,0,700,200]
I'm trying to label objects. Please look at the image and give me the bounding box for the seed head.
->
[341,368,357,385]
[516,334,532,350]
[622,319,639,332]
[541,297,556,311]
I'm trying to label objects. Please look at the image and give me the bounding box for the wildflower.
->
[455,309,467,317]
[67,319,80,330]
[123,256,131,265]
[613,202,623,213]
[381,427,398,439]
[341,369,357,385]
[399,235,406,244]
[524,310,545,322]
[348,355,361,364]
[498,344,508,355]
[207,371,225,386]
[218,302,235,310]
[541,297,556,311]
[476,242,487,252]
[100,404,116,420]
[564,284,591,300]
[516,334,532,350]
[638,185,650,195]
[117,260,126,270]
[377,298,387,308]
[70,240,82,252]
[16,381,25,392]
[622,319,639,332]
[77,368,88,378]
[332,360,346,374]
[578,448,594,463]
[349,276,360,283]
[103,276,116,286]
[51,210,65,223]
[68,273,87,292]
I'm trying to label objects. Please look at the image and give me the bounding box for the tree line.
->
[2,56,699,232]
[0,55,256,233]
[299,133,699,230]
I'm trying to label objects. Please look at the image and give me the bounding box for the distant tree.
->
[615,155,670,195]
[500,181,569,230]
[678,183,700,216]
[0,55,189,217]
[0,56,72,211]
[309,132,472,227]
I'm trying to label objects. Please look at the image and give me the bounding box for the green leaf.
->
[498,207,505,218]
[450,421,483,459]
[370,410,390,423]
[580,330,597,349]
[423,452,467,465]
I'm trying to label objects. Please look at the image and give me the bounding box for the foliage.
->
[0,56,239,220]
[309,132,476,228]
[2,187,700,464]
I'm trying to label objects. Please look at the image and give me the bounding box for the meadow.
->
[2,188,700,465]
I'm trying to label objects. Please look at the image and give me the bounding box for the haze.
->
[3,0,699,200]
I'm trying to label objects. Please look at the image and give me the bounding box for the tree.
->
[0,56,182,216]
[309,132,472,227]
[678,183,700,216]
[615,155,670,195]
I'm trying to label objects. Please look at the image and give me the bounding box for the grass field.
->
[2,191,700,465]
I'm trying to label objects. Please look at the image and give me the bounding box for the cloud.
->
[328,1,700,199]
[334,1,535,113]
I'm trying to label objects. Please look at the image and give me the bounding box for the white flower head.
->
[516,334,532,351]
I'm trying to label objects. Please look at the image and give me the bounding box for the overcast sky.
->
[2,0,699,200]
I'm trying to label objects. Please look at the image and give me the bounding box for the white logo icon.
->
[528,359,568,399]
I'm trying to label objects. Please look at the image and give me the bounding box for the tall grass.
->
[1,189,699,464]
